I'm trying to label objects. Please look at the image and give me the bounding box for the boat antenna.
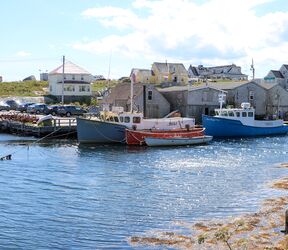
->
[107,52,112,88]
[250,58,255,80]
[218,91,226,111]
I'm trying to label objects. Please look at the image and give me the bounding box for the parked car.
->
[27,103,49,114]
[44,105,64,116]
[57,105,87,117]
[0,102,10,111]
[5,100,19,110]
[17,102,35,113]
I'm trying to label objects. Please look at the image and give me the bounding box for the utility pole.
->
[61,55,65,104]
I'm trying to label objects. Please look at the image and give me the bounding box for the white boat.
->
[77,109,196,144]
[144,135,213,147]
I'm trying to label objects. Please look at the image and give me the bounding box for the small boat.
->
[145,135,213,147]
[126,127,205,145]
[77,109,196,144]
[202,102,288,137]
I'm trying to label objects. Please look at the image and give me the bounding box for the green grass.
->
[0,80,48,97]
[91,80,119,92]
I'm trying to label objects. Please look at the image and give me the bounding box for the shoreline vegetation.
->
[129,163,288,249]
[0,80,119,97]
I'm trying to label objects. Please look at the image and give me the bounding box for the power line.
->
[0,57,59,63]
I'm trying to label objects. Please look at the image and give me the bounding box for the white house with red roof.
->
[48,61,92,102]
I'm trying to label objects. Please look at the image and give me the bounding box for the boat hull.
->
[145,135,213,147]
[77,117,126,144]
[202,115,288,137]
[126,127,204,145]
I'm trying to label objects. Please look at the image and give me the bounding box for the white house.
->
[48,61,92,102]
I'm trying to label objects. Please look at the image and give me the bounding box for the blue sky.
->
[1,0,288,81]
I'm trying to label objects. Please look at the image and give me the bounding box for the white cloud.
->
[16,51,31,57]
[74,0,288,77]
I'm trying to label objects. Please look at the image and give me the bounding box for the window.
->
[124,116,130,123]
[133,116,141,123]
[81,75,84,80]
[248,112,253,117]
[249,91,254,100]
[228,111,234,117]
[79,86,86,92]
[242,112,247,117]
[64,85,75,92]
[236,112,240,117]
[72,75,75,80]
[120,117,123,122]
[148,90,152,100]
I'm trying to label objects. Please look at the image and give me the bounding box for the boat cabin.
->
[99,111,143,127]
[215,103,255,121]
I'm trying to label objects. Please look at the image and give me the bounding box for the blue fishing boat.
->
[202,102,288,137]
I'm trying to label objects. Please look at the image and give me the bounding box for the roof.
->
[158,84,227,93]
[188,66,199,76]
[158,80,276,92]
[282,64,288,70]
[270,70,284,78]
[153,62,187,74]
[101,83,147,104]
[49,61,91,75]
[130,68,151,76]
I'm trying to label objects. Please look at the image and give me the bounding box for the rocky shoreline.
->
[129,163,288,249]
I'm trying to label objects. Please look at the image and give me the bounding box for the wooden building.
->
[100,83,170,118]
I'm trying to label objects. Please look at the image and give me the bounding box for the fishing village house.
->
[264,64,288,90]
[197,81,288,119]
[159,85,226,123]
[130,69,151,84]
[158,80,288,123]
[131,62,189,86]
[151,62,189,86]
[188,64,248,81]
[48,61,93,103]
[100,83,171,118]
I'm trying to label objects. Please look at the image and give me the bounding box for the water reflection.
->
[0,134,287,249]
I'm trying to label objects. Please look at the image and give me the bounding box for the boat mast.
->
[130,70,136,113]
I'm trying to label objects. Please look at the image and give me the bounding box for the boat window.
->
[124,116,130,123]
[228,111,234,117]
[222,111,228,116]
[114,117,119,122]
[242,112,247,117]
[120,117,123,122]
[215,111,219,115]
[236,112,240,117]
[248,112,253,117]
[133,116,141,123]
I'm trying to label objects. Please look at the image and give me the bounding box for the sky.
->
[1,0,288,81]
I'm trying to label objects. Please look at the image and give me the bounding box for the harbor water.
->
[0,133,287,249]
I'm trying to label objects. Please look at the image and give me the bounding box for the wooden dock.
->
[0,113,77,138]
